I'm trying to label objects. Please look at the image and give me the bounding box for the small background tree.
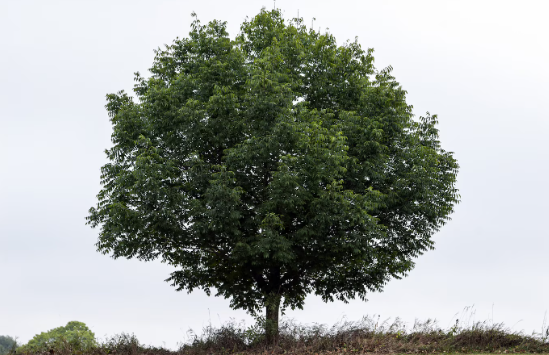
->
[16,321,97,354]
[88,8,459,343]
[0,336,17,355]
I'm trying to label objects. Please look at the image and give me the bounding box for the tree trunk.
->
[265,295,281,344]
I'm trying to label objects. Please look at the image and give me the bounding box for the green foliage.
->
[17,321,97,353]
[0,335,17,355]
[87,8,459,336]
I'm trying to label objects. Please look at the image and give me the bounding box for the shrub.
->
[17,321,97,354]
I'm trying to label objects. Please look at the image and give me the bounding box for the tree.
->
[87,8,459,342]
[0,335,17,355]
[17,321,97,353]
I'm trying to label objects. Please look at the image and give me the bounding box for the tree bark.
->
[265,295,281,344]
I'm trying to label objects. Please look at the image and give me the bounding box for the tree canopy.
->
[87,8,459,341]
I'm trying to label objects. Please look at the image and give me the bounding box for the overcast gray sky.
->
[1,0,548,350]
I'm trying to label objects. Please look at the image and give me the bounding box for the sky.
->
[1,0,548,350]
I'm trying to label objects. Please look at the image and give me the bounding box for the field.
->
[11,314,549,355]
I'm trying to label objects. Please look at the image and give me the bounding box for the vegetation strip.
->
[4,316,549,355]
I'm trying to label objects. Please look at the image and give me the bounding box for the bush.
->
[17,321,97,354]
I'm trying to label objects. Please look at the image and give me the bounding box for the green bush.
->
[17,321,97,354]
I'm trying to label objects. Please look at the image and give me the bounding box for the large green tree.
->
[87,8,459,342]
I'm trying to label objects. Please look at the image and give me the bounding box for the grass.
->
[11,312,549,355]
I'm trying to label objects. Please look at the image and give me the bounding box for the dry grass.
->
[12,313,549,355]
